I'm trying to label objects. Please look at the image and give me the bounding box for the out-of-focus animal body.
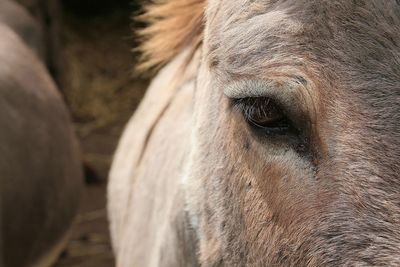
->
[0,2,83,266]
[0,0,44,58]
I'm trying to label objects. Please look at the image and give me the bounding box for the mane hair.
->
[136,0,205,72]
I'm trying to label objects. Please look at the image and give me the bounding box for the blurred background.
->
[12,0,150,266]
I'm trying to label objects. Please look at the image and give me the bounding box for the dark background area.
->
[14,0,150,266]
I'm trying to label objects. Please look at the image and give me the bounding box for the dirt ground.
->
[52,2,149,266]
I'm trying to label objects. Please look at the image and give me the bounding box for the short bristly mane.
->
[136,0,205,72]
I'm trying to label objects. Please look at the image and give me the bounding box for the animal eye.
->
[233,97,291,134]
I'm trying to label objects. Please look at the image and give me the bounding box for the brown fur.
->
[136,0,204,71]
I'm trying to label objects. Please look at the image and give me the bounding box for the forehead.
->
[205,0,400,83]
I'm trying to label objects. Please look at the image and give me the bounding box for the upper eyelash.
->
[232,97,274,121]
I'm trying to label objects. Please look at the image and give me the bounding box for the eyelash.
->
[232,97,273,121]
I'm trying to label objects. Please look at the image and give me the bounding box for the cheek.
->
[220,104,333,231]
[187,91,339,263]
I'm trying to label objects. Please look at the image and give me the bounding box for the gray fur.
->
[110,0,400,266]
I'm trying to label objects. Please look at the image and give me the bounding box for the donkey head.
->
[184,0,400,265]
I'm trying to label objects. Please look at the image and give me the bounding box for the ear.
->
[136,0,205,72]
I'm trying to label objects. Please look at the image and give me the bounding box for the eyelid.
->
[224,78,306,120]
[225,78,313,135]
[223,78,305,99]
